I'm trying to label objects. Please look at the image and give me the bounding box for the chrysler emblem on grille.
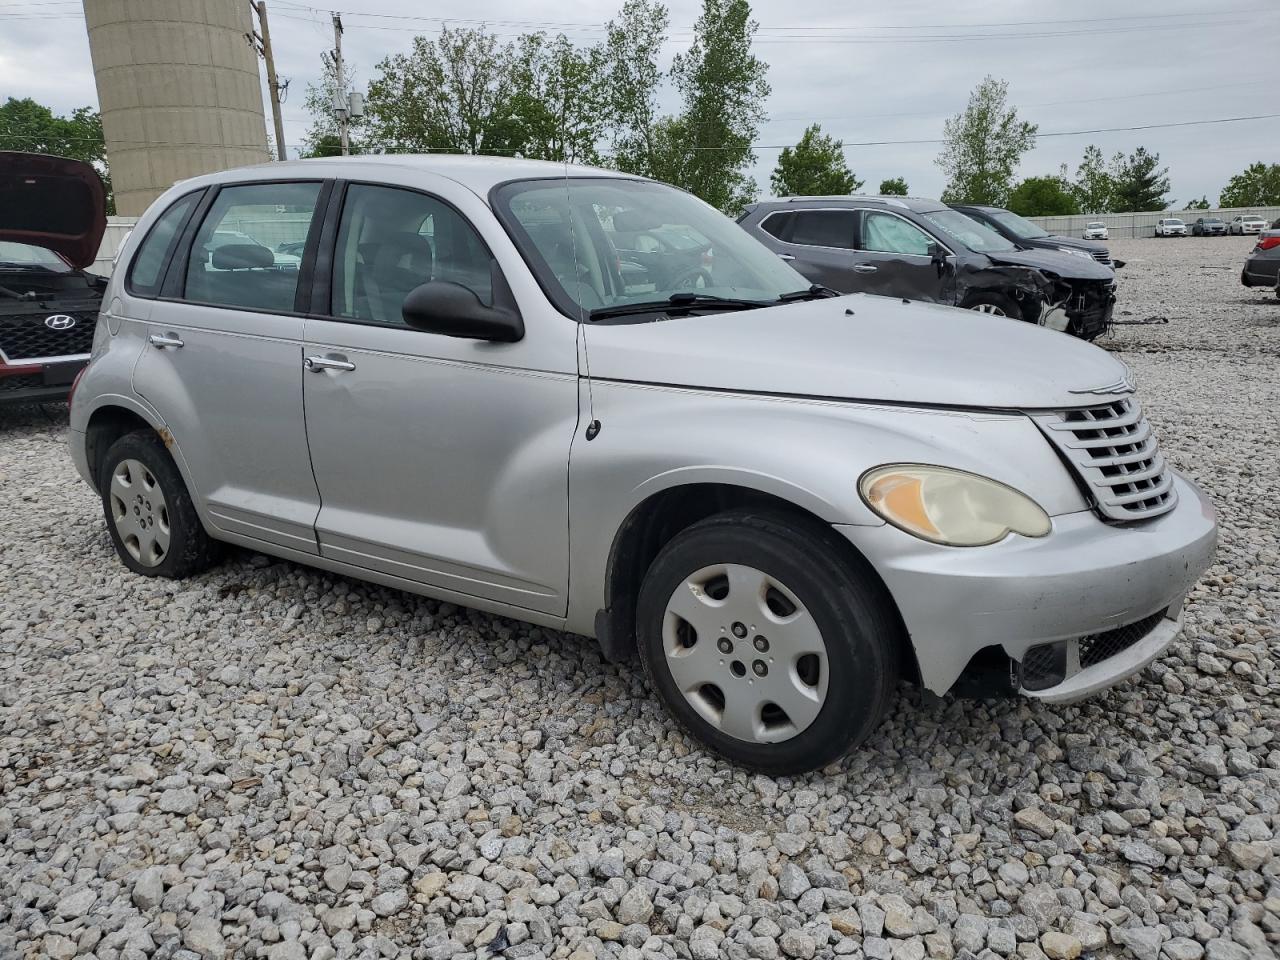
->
[44,314,77,330]
[1069,373,1135,396]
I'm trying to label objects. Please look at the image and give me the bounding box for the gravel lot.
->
[1,236,1277,960]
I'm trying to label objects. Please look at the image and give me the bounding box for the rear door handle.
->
[776,253,796,261]
[852,264,878,273]
[305,355,356,373]
[148,333,184,349]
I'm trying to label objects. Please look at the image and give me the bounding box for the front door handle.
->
[305,355,356,373]
[776,253,796,261]
[148,333,184,349]
[852,264,878,273]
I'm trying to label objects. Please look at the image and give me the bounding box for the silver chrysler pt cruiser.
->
[70,156,1217,774]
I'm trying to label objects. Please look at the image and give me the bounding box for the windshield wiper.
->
[588,292,771,321]
[777,284,839,302]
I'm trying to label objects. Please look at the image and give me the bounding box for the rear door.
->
[758,209,860,291]
[851,209,951,304]
[132,180,327,555]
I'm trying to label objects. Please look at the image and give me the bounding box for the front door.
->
[302,182,575,616]
[852,209,952,305]
[132,181,325,554]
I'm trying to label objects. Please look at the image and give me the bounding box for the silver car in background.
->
[69,156,1217,774]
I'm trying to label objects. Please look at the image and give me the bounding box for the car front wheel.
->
[99,430,221,579]
[636,510,901,775]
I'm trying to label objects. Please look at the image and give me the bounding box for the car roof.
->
[170,154,639,197]
[751,195,948,214]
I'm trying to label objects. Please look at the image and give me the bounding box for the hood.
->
[985,245,1114,280]
[1041,234,1109,254]
[0,152,108,269]
[588,294,1131,410]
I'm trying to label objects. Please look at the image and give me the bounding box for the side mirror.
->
[402,281,524,343]
[927,242,949,276]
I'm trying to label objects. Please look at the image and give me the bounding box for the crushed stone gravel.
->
[1,236,1276,959]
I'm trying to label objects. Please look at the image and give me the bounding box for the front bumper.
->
[839,471,1217,698]
[0,357,87,406]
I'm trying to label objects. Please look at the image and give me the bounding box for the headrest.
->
[212,244,274,270]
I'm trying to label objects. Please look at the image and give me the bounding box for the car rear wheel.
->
[964,292,1024,321]
[99,430,220,579]
[635,510,901,775]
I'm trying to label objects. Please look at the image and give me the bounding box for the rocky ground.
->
[1,236,1276,960]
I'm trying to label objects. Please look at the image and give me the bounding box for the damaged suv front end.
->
[739,196,1117,341]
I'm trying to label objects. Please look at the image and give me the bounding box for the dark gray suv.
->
[739,196,1117,340]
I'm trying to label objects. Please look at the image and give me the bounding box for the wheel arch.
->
[594,481,918,683]
[84,401,166,494]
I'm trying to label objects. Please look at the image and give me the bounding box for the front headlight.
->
[859,464,1051,546]
[1058,246,1093,260]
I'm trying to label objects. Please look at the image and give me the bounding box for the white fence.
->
[90,217,139,276]
[1027,206,1280,240]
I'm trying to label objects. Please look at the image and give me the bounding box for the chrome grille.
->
[0,312,97,362]
[1033,397,1176,521]
[1090,251,1111,265]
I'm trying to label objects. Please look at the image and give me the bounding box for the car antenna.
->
[564,158,602,441]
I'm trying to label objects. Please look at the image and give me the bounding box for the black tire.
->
[635,510,902,775]
[98,429,221,579]
[963,291,1025,321]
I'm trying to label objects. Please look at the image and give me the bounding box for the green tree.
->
[1183,196,1210,211]
[505,33,606,164]
[1219,162,1280,207]
[600,0,669,176]
[1108,146,1170,212]
[1071,144,1114,214]
[653,0,770,213]
[0,97,114,213]
[936,76,1037,206]
[878,177,909,196]
[366,26,521,155]
[770,124,862,197]
[1007,175,1080,217]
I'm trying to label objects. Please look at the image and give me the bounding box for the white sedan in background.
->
[1083,222,1109,240]
[1229,216,1267,235]
[1155,218,1187,237]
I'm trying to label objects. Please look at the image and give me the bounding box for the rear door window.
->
[182,182,322,313]
[787,211,857,249]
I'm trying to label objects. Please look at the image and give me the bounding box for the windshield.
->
[1165,219,1185,226]
[493,177,809,318]
[1087,222,1105,228]
[0,240,70,271]
[984,209,1049,240]
[921,209,1018,253]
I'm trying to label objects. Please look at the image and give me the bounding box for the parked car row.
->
[64,154,1216,773]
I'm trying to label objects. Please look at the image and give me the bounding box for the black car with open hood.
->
[951,204,1122,270]
[0,151,108,405]
[739,195,1117,341]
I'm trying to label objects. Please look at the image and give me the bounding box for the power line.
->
[1,112,1274,153]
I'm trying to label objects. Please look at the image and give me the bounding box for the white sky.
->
[2,0,1277,206]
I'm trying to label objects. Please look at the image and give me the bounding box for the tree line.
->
[3,0,1277,219]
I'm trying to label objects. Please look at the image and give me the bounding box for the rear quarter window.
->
[126,191,202,297]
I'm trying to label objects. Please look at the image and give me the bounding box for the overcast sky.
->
[2,0,1277,205]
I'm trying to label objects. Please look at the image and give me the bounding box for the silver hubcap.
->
[971,303,1007,316]
[662,564,828,744]
[109,459,171,567]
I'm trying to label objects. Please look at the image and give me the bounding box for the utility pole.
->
[255,1,287,160]
[332,13,349,156]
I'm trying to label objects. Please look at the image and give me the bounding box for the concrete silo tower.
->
[83,0,271,216]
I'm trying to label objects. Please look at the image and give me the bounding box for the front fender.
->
[564,380,1087,635]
